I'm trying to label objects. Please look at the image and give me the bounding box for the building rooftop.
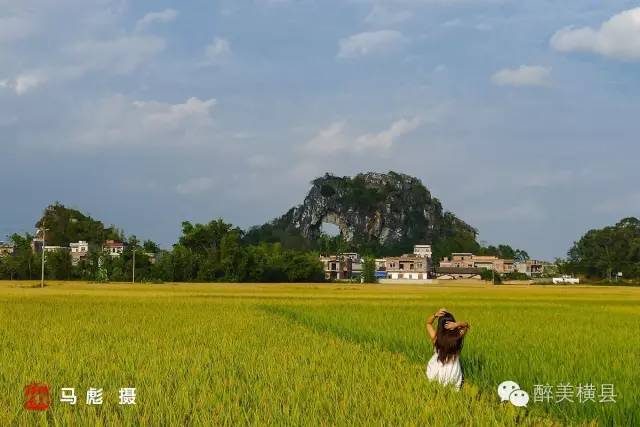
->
[436,267,482,274]
[385,254,426,260]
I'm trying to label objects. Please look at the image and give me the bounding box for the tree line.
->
[560,217,640,280]
[3,203,639,283]
[0,219,324,283]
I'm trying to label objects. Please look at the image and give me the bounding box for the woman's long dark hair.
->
[435,311,464,363]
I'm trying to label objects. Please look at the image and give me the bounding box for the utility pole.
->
[132,248,136,284]
[131,236,138,284]
[40,227,46,288]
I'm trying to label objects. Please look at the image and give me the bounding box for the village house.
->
[345,253,362,279]
[103,240,125,257]
[413,244,433,259]
[515,259,545,277]
[384,255,430,280]
[0,242,15,257]
[320,244,546,283]
[439,253,474,268]
[319,255,343,280]
[376,245,432,280]
[439,253,515,274]
[381,244,433,280]
[319,253,362,280]
[373,258,387,280]
[31,229,46,253]
[70,241,90,265]
[472,256,515,274]
[145,252,158,265]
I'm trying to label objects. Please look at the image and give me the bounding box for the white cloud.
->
[132,97,217,130]
[551,8,640,61]
[355,117,422,150]
[14,73,47,95]
[174,177,216,195]
[135,9,178,33]
[0,3,167,93]
[2,35,164,94]
[72,96,217,147]
[305,122,348,153]
[305,117,421,154]
[337,30,407,59]
[491,65,551,87]
[205,37,232,64]
[0,72,47,95]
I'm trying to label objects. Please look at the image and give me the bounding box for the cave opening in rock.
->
[320,222,340,237]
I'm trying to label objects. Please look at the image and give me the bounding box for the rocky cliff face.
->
[258,171,476,250]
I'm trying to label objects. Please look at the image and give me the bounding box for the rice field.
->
[0,281,638,426]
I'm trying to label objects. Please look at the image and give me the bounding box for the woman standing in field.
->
[425,308,470,390]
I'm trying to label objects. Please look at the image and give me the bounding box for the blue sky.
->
[2,0,640,259]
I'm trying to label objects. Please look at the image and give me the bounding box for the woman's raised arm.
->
[426,308,447,343]
[445,320,470,337]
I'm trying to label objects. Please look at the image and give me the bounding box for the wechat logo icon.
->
[498,380,529,407]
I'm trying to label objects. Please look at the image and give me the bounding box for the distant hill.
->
[245,171,482,258]
[34,173,523,261]
[35,203,123,246]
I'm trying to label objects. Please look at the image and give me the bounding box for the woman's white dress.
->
[426,350,463,390]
